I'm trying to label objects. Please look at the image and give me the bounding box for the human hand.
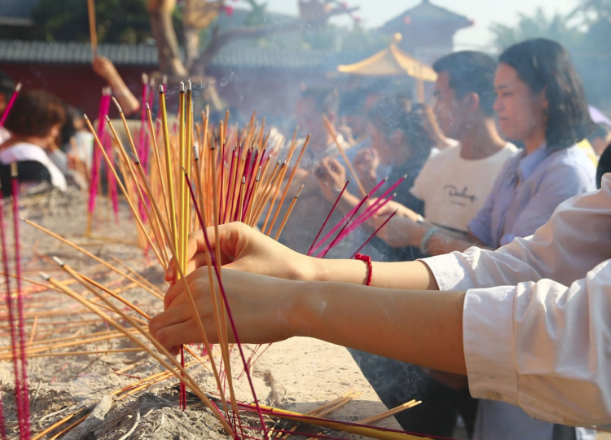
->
[164,222,316,291]
[315,156,347,202]
[372,200,422,223]
[353,147,379,181]
[370,212,418,248]
[151,268,303,354]
[92,56,120,84]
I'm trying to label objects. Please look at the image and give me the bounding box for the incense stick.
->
[87,0,98,57]
[322,115,367,198]
[350,209,398,259]
[265,135,310,236]
[307,177,351,256]
[11,163,31,439]
[274,184,304,241]
[183,171,269,439]
[41,273,235,436]
[23,218,163,301]
[0,178,24,438]
[318,194,369,259]
[0,82,21,128]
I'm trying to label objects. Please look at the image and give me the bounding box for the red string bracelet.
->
[354,253,372,286]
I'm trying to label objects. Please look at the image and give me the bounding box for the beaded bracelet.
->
[354,253,372,286]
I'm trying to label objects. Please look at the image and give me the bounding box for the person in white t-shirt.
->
[408,52,517,234]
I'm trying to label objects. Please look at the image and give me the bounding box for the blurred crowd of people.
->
[0,37,609,439]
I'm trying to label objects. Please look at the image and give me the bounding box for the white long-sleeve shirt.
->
[422,175,611,427]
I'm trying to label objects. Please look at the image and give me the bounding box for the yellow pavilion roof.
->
[338,34,437,82]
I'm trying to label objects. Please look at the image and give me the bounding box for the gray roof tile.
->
[0,39,367,70]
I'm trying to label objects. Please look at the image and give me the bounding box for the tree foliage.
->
[490,8,581,50]
[490,1,611,111]
[31,0,166,44]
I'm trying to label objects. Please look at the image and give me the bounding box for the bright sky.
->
[262,0,579,50]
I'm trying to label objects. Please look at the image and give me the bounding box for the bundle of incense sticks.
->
[9,79,411,440]
[23,81,313,438]
[0,164,31,440]
[86,86,113,235]
[308,174,407,258]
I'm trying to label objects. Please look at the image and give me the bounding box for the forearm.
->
[112,85,140,116]
[309,257,439,290]
[409,222,481,256]
[291,281,466,374]
[335,190,365,214]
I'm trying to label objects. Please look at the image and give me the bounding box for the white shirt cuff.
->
[463,285,519,406]
[420,251,477,291]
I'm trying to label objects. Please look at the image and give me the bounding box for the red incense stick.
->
[0,181,18,440]
[350,209,399,259]
[335,192,396,246]
[242,149,262,218]
[307,177,352,256]
[317,195,369,258]
[308,177,388,256]
[0,83,21,128]
[222,147,237,223]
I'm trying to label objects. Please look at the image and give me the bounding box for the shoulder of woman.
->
[540,146,597,189]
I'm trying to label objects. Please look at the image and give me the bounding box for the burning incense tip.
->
[15,83,22,92]
[142,73,148,84]
[295,184,305,198]
[159,85,164,93]
[10,162,18,177]
[112,97,123,113]
[83,114,90,121]
[192,145,199,161]
[188,79,192,90]
[39,272,50,281]
[51,256,65,267]
[105,115,111,122]
[180,82,185,92]
[403,174,408,178]
[241,176,246,184]
[146,103,150,110]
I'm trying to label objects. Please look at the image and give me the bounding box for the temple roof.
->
[380,0,472,33]
[338,34,437,81]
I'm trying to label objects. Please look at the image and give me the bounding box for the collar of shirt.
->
[516,143,548,182]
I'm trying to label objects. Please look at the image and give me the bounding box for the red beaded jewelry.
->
[354,253,372,286]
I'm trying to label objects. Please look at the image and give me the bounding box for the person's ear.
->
[461,92,480,113]
[47,123,62,142]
